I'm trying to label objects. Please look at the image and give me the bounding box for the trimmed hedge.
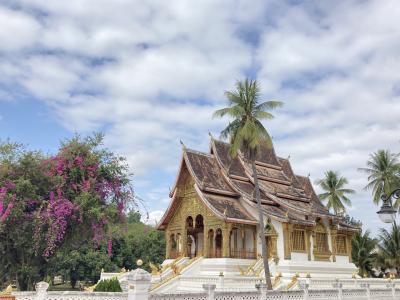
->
[94,278,122,292]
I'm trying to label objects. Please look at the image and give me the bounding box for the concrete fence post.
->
[332,279,342,300]
[218,272,224,290]
[127,268,152,300]
[298,281,309,300]
[255,283,267,300]
[359,283,370,300]
[387,282,395,299]
[35,282,49,300]
[203,284,216,300]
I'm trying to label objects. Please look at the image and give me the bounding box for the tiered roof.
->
[157,137,358,231]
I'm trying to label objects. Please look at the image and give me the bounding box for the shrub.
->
[94,278,122,292]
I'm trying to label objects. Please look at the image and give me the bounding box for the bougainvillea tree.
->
[0,134,134,290]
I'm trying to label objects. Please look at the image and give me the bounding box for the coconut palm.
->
[213,78,283,290]
[377,223,400,276]
[359,150,400,205]
[315,170,354,215]
[352,230,377,277]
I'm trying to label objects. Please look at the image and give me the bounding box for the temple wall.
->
[336,255,350,263]
[272,219,284,259]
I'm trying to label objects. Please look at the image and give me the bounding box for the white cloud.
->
[1,0,400,234]
[142,210,165,226]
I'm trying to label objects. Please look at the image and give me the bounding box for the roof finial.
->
[208,131,214,139]
[180,140,186,149]
[308,172,311,177]
[287,154,291,160]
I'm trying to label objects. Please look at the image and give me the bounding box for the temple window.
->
[195,215,204,229]
[186,216,193,228]
[291,229,306,252]
[336,234,347,255]
[313,223,331,261]
[315,232,329,253]
[215,229,223,258]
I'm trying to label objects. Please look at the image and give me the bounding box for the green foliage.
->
[108,221,165,272]
[127,211,141,224]
[359,150,400,205]
[352,230,377,277]
[315,170,355,214]
[213,78,283,158]
[0,134,134,290]
[377,223,400,275]
[94,278,122,292]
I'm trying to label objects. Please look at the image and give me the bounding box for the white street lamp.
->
[377,189,399,224]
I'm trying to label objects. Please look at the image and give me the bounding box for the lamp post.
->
[377,189,399,223]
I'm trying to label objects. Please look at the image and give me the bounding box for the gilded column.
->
[241,227,245,258]
[222,224,231,258]
[181,224,188,257]
[305,228,312,261]
[346,234,352,263]
[331,228,337,262]
[283,223,292,260]
[204,225,209,257]
[165,229,171,259]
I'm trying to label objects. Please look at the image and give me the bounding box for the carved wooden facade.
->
[158,137,359,262]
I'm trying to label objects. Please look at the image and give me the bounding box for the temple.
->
[153,136,360,292]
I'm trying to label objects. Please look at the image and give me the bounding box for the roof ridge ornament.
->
[180,140,186,150]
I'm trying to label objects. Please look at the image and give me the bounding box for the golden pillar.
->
[305,228,312,261]
[346,234,352,263]
[283,223,292,259]
[203,225,209,258]
[241,228,245,258]
[181,223,188,257]
[165,229,171,259]
[222,224,231,258]
[331,228,337,262]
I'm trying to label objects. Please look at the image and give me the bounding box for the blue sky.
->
[1,0,400,235]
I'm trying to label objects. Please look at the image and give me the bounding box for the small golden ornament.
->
[136,259,143,267]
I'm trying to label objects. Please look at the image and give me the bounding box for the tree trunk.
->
[251,158,273,290]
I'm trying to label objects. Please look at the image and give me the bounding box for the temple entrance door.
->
[194,215,204,256]
[208,229,214,257]
[215,229,223,258]
[186,215,204,258]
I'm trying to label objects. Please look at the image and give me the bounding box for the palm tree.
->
[359,150,400,205]
[352,230,377,277]
[315,170,354,215]
[378,223,400,276]
[213,78,283,290]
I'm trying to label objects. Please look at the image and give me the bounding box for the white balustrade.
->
[11,277,400,300]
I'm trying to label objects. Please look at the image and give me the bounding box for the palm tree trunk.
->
[251,157,273,290]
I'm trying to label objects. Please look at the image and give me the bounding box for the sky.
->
[1,0,400,235]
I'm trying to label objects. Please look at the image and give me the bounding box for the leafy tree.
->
[315,170,354,214]
[108,219,165,272]
[213,78,283,290]
[352,230,377,277]
[127,211,142,224]
[359,150,400,205]
[377,223,400,276]
[0,134,134,290]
